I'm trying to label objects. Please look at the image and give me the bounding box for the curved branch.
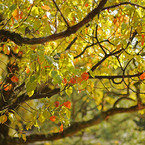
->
[4,103,145,145]
[0,1,143,46]
[0,0,107,46]
[74,43,97,59]
[74,40,109,59]
[90,49,123,71]
[113,97,136,108]
[102,2,145,11]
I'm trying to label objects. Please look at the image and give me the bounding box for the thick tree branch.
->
[0,1,143,46]
[0,88,60,111]
[1,71,142,112]
[3,103,145,145]
[0,0,107,45]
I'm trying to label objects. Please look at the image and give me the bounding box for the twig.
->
[24,102,37,111]
[52,0,69,27]
[18,104,33,113]
[0,0,107,45]
[65,37,77,51]
[102,2,145,11]
[95,24,107,55]
[113,97,136,108]
[90,48,123,71]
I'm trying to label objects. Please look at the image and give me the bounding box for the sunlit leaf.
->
[65,87,73,96]
[41,5,50,11]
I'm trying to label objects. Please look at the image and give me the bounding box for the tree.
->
[0,0,145,144]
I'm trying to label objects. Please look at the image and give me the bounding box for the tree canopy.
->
[1,0,145,144]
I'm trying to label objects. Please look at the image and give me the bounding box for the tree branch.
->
[52,0,69,27]
[102,2,145,11]
[1,1,143,46]
[0,0,107,45]
[4,103,145,145]
[74,40,109,59]
[0,88,60,111]
[65,37,77,51]
[89,72,142,79]
[113,97,136,108]
[90,49,123,71]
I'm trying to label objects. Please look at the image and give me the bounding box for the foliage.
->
[1,0,145,144]
[44,113,145,145]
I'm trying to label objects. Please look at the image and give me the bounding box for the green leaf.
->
[51,70,58,77]
[45,55,53,64]
[26,81,37,97]
[0,108,8,114]
[9,4,17,11]
[55,75,62,84]
[30,75,36,83]
[81,80,88,89]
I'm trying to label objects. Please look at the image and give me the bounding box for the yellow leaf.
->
[22,134,26,142]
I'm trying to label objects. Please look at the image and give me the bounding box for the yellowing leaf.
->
[11,75,19,83]
[27,90,34,97]
[50,116,56,122]
[34,120,39,128]
[4,84,12,91]
[38,113,45,123]
[116,44,121,50]
[0,115,7,124]
[22,134,26,142]
[43,110,51,119]
[59,124,63,132]
[140,72,145,80]
[141,34,144,46]
[65,86,73,96]
[12,8,19,20]
[41,5,50,11]
[137,26,142,34]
